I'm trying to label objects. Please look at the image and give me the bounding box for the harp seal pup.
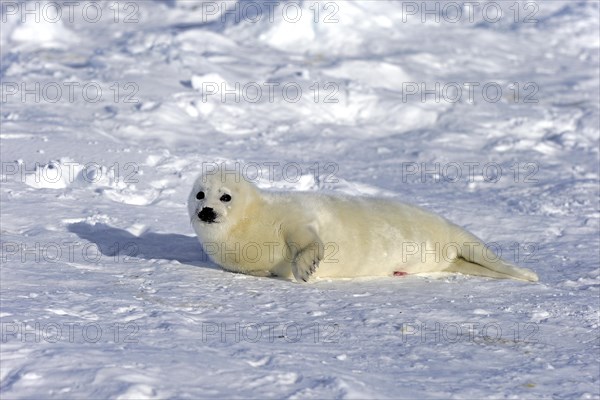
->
[187,167,539,283]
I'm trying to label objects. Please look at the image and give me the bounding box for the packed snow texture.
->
[1,1,599,398]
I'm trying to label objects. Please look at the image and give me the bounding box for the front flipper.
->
[292,243,322,282]
[286,227,324,282]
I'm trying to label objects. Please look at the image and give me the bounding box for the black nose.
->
[198,207,217,223]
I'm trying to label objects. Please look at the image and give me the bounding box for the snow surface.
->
[1,0,599,398]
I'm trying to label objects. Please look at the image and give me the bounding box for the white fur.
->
[188,167,539,282]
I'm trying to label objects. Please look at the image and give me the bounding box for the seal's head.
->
[188,164,260,234]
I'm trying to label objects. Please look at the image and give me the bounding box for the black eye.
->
[220,194,231,202]
[196,191,205,200]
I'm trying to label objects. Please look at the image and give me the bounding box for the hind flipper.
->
[445,258,536,281]
[451,229,539,282]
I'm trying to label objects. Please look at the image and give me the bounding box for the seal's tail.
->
[446,230,539,282]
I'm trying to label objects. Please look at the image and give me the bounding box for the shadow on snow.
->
[67,222,218,269]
